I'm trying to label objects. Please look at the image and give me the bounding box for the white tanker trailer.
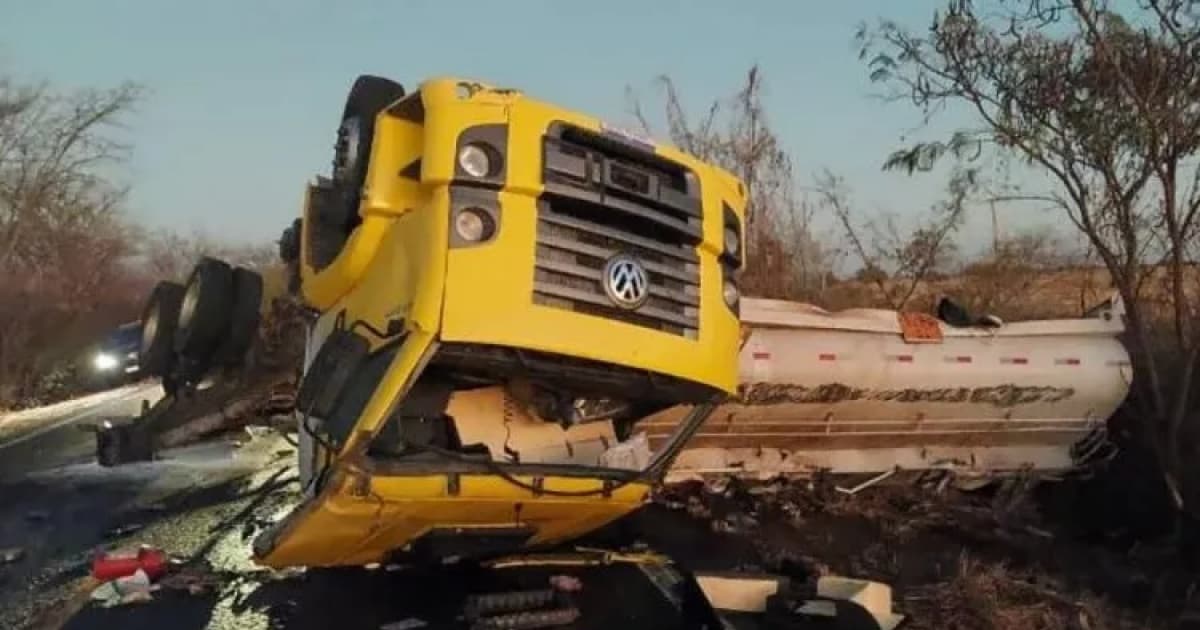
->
[641,294,1132,477]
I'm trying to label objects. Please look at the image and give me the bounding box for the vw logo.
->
[603,255,650,309]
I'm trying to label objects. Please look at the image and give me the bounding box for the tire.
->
[138,281,186,377]
[278,218,301,264]
[286,262,301,295]
[161,371,179,398]
[174,257,235,362]
[214,267,264,367]
[327,75,406,232]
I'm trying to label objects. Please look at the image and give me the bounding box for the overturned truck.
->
[174,75,750,569]
[124,75,1132,575]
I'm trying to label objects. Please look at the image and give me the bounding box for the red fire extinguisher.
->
[91,546,167,581]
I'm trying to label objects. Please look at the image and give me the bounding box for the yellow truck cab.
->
[257,75,747,568]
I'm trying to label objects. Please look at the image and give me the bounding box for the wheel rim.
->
[179,279,201,330]
[333,116,363,181]
[142,308,159,352]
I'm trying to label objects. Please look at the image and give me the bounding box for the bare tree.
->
[0,78,139,267]
[860,0,1200,513]
[0,75,145,407]
[138,228,277,283]
[818,169,968,309]
[626,66,833,300]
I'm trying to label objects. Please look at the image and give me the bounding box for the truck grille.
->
[534,124,704,338]
[541,125,703,243]
[534,201,701,338]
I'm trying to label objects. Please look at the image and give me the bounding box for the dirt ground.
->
[593,443,1197,630]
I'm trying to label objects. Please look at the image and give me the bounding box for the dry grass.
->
[817,264,1200,321]
[902,555,1146,630]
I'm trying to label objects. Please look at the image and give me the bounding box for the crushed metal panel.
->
[254,328,441,566]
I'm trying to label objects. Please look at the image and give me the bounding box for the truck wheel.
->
[278,218,301,264]
[175,257,235,363]
[286,262,301,295]
[327,75,406,232]
[139,281,186,377]
[214,267,264,367]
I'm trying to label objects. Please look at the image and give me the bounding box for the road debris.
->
[0,547,24,564]
[158,565,225,595]
[835,469,897,496]
[548,575,582,593]
[380,619,428,630]
[104,522,144,538]
[952,475,995,492]
[814,576,905,629]
[90,569,157,608]
[92,545,167,581]
[693,572,786,613]
[244,425,271,440]
[266,566,307,581]
[705,476,731,496]
[25,509,50,522]
[712,512,758,534]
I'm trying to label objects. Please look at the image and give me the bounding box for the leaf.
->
[883,148,920,173]
[869,53,897,69]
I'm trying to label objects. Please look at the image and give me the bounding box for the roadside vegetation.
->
[627,2,1200,623]
[0,76,273,410]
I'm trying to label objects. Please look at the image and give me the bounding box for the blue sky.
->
[1,0,1055,251]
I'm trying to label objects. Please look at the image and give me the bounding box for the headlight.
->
[723,226,740,257]
[458,143,494,178]
[453,207,496,243]
[93,353,118,371]
[722,278,740,308]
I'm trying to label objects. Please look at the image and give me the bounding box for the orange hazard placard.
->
[898,312,944,344]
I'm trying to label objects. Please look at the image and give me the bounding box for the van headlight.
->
[93,352,119,371]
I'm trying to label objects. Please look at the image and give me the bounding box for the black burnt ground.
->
[618,460,1195,630]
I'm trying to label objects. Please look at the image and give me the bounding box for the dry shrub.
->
[627,66,835,301]
[137,227,278,283]
[820,169,968,310]
[907,555,1144,630]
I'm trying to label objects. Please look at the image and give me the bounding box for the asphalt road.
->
[0,383,164,482]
